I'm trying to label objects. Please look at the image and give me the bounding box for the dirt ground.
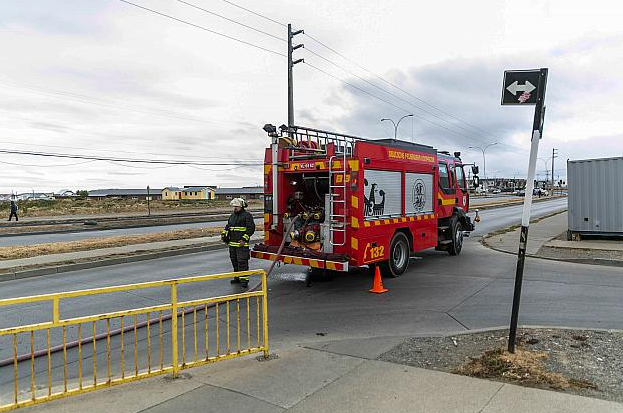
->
[0,227,223,260]
[379,328,623,403]
[0,199,262,218]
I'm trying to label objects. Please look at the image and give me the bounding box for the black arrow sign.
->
[501,70,541,105]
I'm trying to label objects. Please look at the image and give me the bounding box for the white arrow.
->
[506,80,536,96]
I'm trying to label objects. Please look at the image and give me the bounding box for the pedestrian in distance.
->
[8,200,18,221]
[221,198,255,288]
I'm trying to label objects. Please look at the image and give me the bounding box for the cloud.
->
[311,37,623,178]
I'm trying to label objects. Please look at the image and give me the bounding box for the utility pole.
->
[551,148,558,196]
[147,185,151,216]
[287,24,304,128]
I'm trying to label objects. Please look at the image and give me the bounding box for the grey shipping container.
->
[567,156,623,238]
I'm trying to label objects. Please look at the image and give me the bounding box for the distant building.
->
[16,192,55,201]
[88,189,163,200]
[215,186,264,201]
[54,189,77,198]
[162,186,216,200]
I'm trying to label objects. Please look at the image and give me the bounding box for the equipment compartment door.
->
[404,173,434,215]
[363,170,402,219]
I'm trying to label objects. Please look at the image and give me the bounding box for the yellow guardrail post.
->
[52,297,60,323]
[261,270,269,358]
[170,282,178,378]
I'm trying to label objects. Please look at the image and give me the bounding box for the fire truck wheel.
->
[382,232,410,277]
[448,216,463,256]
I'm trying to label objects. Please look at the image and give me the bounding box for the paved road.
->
[470,197,567,237]
[0,197,569,336]
[5,197,617,400]
[1,198,614,403]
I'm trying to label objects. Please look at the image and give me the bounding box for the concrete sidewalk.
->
[483,211,568,255]
[21,337,623,413]
[483,211,623,265]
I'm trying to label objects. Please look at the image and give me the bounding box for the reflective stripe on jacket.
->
[223,209,255,247]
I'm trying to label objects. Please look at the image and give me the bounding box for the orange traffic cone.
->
[369,265,388,294]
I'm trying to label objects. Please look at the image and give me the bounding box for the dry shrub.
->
[455,348,597,390]
[0,227,222,260]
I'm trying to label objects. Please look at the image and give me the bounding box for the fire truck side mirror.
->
[473,176,480,188]
[471,165,479,175]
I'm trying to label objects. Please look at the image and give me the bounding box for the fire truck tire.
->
[381,232,410,277]
[448,215,463,256]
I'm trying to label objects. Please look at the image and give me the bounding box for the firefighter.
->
[221,198,255,288]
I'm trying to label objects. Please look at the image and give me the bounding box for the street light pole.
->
[468,142,498,196]
[381,114,414,141]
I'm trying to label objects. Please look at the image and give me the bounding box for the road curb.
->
[483,242,623,268]
[481,209,623,268]
[0,242,244,283]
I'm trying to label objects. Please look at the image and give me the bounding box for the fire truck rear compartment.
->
[284,172,330,250]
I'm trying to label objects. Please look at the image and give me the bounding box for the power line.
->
[302,62,496,144]
[215,0,286,27]
[0,79,258,128]
[118,0,286,57]
[200,0,505,144]
[303,47,495,146]
[177,0,285,42]
[119,0,511,149]
[0,137,262,163]
[303,32,507,144]
[0,159,97,168]
[0,149,264,166]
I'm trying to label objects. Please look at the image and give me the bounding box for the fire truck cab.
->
[251,125,475,277]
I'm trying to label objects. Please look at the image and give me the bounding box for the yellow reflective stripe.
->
[228,242,249,247]
[242,234,250,240]
[229,227,247,231]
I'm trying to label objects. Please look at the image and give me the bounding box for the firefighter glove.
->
[221,229,229,243]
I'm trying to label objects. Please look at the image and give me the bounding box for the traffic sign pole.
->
[507,68,548,353]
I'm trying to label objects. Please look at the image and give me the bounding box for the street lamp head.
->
[380,118,390,122]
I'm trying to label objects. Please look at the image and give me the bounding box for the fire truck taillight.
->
[264,174,270,191]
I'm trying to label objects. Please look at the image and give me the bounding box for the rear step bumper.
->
[251,250,349,272]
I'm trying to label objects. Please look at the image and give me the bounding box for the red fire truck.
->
[251,124,477,277]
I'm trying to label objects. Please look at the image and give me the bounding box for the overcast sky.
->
[0,0,621,193]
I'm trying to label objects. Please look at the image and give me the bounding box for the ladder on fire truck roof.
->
[284,126,356,246]
[285,126,367,160]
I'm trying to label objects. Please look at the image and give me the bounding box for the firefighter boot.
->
[240,277,249,288]
[230,277,240,284]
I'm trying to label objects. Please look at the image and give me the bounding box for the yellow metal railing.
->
[0,270,268,411]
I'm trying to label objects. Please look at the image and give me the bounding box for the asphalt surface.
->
[5,197,617,400]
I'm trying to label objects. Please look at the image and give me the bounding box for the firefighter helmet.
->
[230,198,247,208]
